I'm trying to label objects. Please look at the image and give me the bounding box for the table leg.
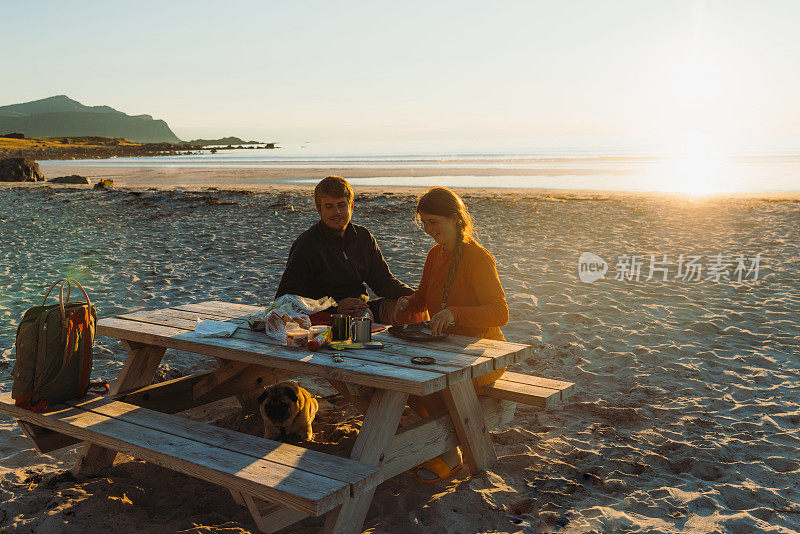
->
[72,342,167,476]
[321,389,408,534]
[441,379,497,474]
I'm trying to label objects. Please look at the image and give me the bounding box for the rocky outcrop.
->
[0,139,191,161]
[49,174,90,184]
[0,134,277,161]
[0,158,44,182]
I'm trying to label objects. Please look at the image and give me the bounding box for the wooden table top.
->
[97,301,533,396]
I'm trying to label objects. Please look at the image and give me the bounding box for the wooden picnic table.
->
[1,300,574,534]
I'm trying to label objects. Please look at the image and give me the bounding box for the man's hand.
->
[429,308,455,336]
[337,297,369,316]
[391,297,409,325]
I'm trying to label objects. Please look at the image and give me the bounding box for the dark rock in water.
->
[1,132,25,139]
[0,158,44,182]
[49,174,90,184]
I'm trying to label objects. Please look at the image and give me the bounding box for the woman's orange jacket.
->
[403,240,508,341]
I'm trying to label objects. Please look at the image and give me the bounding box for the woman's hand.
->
[391,297,409,325]
[429,308,454,336]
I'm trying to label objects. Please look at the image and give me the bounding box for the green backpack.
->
[11,279,107,412]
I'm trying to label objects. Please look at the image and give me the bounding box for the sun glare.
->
[650,133,741,196]
[673,139,725,195]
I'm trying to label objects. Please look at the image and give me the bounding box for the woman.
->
[393,186,509,482]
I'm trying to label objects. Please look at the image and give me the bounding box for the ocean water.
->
[37,137,800,193]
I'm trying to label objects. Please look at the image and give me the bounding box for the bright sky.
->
[3,0,800,146]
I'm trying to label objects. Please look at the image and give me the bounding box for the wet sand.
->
[29,165,636,193]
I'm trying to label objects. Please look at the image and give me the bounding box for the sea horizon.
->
[37,136,800,193]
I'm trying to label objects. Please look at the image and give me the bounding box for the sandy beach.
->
[1,168,799,533]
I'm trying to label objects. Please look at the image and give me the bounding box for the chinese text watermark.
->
[578,253,762,283]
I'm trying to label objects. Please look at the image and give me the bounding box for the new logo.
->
[578,252,608,283]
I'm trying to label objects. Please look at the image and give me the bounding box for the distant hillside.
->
[182,136,263,146]
[0,96,182,144]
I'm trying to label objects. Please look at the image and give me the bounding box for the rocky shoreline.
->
[3,143,187,160]
[0,135,277,162]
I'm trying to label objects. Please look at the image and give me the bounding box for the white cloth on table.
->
[193,318,238,338]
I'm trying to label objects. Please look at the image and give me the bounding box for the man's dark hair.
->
[314,176,354,208]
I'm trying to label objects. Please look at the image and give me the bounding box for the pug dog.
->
[257,381,319,442]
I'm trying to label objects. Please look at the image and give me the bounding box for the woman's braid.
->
[441,222,465,310]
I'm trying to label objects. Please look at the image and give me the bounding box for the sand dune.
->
[1,177,799,533]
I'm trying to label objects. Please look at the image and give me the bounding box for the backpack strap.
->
[76,307,92,397]
[42,279,69,342]
[14,391,49,413]
[63,305,107,399]
[41,279,94,344]
[64,279,92,309]
[41,278,92,308]
[87,382,110,395]
[41,278,66,306]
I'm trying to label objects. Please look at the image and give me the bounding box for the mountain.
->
[0,96,182,144]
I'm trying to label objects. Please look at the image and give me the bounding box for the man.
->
[276,175,415,322]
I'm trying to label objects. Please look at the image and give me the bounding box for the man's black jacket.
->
[275,221,413,303]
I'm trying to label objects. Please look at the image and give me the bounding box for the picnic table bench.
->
[0,300,574,534]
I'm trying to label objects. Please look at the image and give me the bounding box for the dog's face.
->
[258,382,302,424]
[258,380,319,442]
